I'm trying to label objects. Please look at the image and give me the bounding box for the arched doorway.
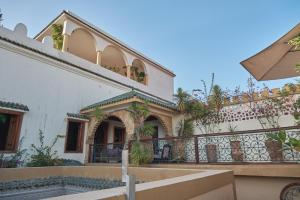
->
[144,115,168,158]
[92,116,126,163]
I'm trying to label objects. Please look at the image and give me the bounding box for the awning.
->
[81,90,178,113]
[241,23,300,81]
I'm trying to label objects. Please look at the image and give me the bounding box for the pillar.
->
[126,65,131,78]
[62,34,70,52]
[96,51,102,65]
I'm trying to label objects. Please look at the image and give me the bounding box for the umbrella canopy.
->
[241,23,300,81]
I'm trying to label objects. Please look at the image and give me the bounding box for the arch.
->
[68,28,97,63]
[89,110,134,142]
[101,45,127,76]
[145,114,170,137]
[131,59,147,84]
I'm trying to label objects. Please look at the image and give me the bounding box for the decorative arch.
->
[101,45,127,76]
[145,114,171,136]
[68,28,97,63]
[89,110,134,142]
[131,59,147,84]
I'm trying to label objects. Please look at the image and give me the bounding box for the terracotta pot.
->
[230,141,244,162]
[205,144,218,163]
[265,139,283,162]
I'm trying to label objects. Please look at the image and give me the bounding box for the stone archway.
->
[87,110,134,143]
[145,113,173,136]
[85,109,135,163]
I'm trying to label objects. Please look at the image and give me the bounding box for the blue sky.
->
[1,0,300,93]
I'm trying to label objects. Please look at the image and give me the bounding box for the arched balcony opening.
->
[101,45,127,77]
[131,59,147,84]
[68,28,97,63]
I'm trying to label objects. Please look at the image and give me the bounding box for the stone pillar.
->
[96,51,102,65]
[126,65,131,78]
[62,34,70,52]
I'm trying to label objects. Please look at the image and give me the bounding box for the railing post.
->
[194,136,200,164]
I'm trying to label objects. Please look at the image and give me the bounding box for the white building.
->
[0,10,178,163]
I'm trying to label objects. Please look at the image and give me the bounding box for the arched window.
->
[101,45,127,76]
[68,28,97,63]
[131,59,147,84]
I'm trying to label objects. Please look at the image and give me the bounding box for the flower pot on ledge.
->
[205,144,218,163]
[230,141,244,162]
[265,139,283,162]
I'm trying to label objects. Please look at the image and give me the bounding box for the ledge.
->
[147,163,300,178]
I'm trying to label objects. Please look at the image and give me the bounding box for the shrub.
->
[27,130,64,167]
[130,141,152,165]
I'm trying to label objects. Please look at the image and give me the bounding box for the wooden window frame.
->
[0,108,24,153]
[113,126,125,144]
[64,118,85,153]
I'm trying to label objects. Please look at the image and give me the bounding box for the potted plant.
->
[205,137,218,163]
[265,131,284,162]
[228,125,243,162]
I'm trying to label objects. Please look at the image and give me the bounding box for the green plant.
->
[228,124,239,141]
[0,137,28,168]
[131,66,145,82]
[174,87,190,113]
[192,74,225,134]
[27,130,64,167]
[51,24,63,50]
[130,141,152,165]
[92,107,107,121]
[176,119,194,137]
[128,101,154,141]
[267,131,300,152]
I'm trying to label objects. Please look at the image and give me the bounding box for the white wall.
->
[0,24,175,163]
[0,43,128,163]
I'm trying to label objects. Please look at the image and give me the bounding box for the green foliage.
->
[131,66,145,82]
[176,119,194,137]
[130,141,152,165]
[128,101,154,141]
[51,24,63,50]
[288,34,300,49]
[267,131,300,152]
[27,130,64,167]
[174,87,190,113]
[0,137,28,168]
[139,123,155,137]
[128,101,150,123]
[92,107,106,121]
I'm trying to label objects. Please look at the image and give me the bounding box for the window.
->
[65,120,85,153]
[0,110,23,152]
[113,127,125,144]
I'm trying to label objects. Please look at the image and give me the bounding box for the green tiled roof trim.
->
[0,100,29,111]
[67,113,89,120]
[81,90,178,111]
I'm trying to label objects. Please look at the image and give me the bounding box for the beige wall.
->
[44,170,235,200]
[190,184,235,200]
[235,176,300,200]
[0,166,235,200]
[0,166,202,182]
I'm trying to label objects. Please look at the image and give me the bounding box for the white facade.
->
[0,20,175,163]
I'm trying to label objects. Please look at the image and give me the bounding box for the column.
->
[97,51,102,65]
[126,65,131,78]
[62,34,70,52]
